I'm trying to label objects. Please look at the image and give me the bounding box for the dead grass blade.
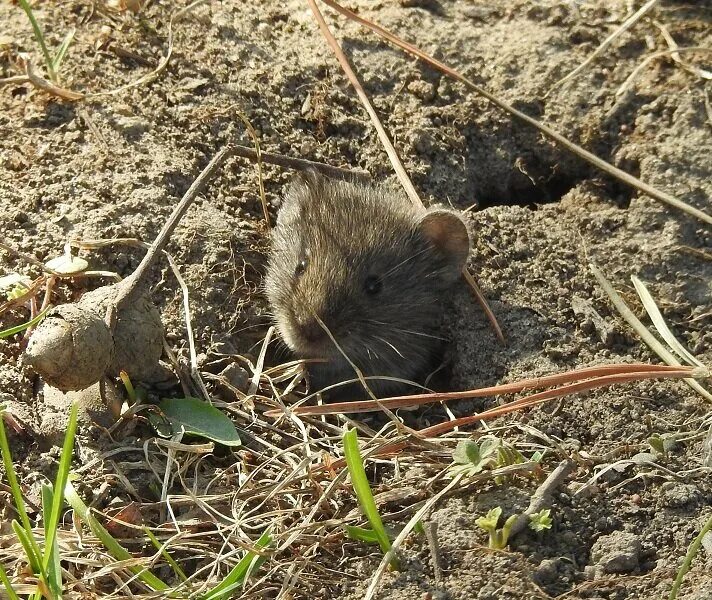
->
[546,0,661,94]
[318,0,712,226]
[265,363,699,417]
[616,46,712,96]
[653,21,712,80]
[591,264,712,403]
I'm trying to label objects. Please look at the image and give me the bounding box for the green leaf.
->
[453,440,481,466]
[151,397,241,447]
[200,530,272,600]
[0,408,44,575]
[343,428,398,569]
[345,526,381,544]
[17,0,56,82]
[529,509,553,532]
[41,402,78,579]
[144,527,187,583]
[12,520,42,575]
[475,507,502,533]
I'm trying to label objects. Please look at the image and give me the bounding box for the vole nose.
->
[297,316,327,344]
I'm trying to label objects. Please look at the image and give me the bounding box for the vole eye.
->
[364,275,382,295]
[294,258,308,277]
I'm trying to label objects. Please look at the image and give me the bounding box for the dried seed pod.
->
[25,303,114,391]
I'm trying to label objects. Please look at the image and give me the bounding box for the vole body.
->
[265,172,471,397]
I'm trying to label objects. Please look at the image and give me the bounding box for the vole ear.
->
[418,208,472,276]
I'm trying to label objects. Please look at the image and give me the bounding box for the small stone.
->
[533,558,560,585]
[590,531,641,574]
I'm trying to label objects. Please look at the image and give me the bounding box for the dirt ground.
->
[1,0,711,599]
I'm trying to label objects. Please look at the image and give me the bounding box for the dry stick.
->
[117,146,235,307]
[230,144,369,181]
[424,521,444,583]
[508,460,575,539]
[306,0,505,343]
[546,0,661,94]
[305,0,420,208]
[319,0,712,226]
[234,112,271,227]
[0,241,62,276]
[265,363,697,417]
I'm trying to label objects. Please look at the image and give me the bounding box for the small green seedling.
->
[343,428,399,570]
[475,507,517,550]
[18,0,75,84]
[647,433,679,458]
[451,436,544,482]
[529,509,553,532]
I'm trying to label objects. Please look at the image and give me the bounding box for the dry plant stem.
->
[266,363,697,417]
[424,521,443,582]
[547,0,661,93]
[234,112,271,227]
[88,0,209,98]
[319,0,712,226]
[230,144,369,181]
[591,263,712,402]
[653,21,712,80]
[307,0,504,342]
[305,0,420,208]
[617,47,712,96]
[0,241,62,276]
[118,146,235,307]
[509,460,575,538]
[24,60,84,101]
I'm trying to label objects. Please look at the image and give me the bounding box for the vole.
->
[265,171,471,397]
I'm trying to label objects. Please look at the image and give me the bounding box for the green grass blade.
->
[669,513,712,600]
[343,429,395,567]
[42,484,63,598]
[200,530,272,600]
[0,305,52,339]
[144,527,187,583]
[64,482,169,592]
[12,520,42,575]
[0,563,21,600]
[51,28,74,71]
[0,408,44,569]
[41,402,77,578]
[17,0,56,82]
[345,525,380,544]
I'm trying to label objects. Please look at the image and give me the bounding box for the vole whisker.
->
[380,246,431,279]
[375,335,406,359]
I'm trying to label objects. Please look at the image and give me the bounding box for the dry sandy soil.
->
[0,1,711,599]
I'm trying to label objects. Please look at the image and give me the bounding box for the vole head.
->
[265,171,471,393]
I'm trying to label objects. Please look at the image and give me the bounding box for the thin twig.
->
[509,460,575,538]
[305,0,421,208]
[0,241,62,276]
